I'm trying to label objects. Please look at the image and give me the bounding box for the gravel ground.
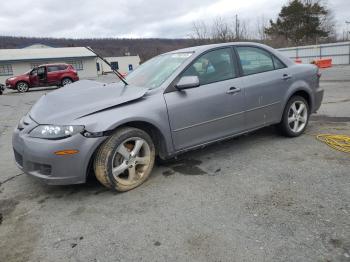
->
[0,67,349,262]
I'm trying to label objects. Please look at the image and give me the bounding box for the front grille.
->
[14,150,23,167]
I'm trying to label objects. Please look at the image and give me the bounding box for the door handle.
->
[226,87,241,94]
[282,74,292,80]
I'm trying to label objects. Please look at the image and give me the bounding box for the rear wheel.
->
[61,78,73,86]
[279,95,309,137]
[94,127,155,192]
[16,81,29,93]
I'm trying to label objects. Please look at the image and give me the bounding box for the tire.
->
[278,95,310,137]
[61,78,73,86]
[16,81,29,93]
[94,127,155,192]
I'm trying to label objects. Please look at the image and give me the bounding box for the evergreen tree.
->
[265,0,330,45]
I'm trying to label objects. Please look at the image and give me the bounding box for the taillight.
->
[316,68,321,78]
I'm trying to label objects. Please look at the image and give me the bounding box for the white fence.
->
[278,41,350,65]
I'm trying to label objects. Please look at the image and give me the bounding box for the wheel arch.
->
[278,86,312,123]
[289,90,311,109]
[284,88,312,113]
[85,120,170,181]
[61,76,73,83]
[116,121,169,159]
[16,80,30,88]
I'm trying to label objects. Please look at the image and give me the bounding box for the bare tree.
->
[190,14,252,43]
[190,20,211,44]
[211,17,233,42]
[255,15,269,41]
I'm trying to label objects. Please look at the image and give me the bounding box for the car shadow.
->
[3,86,59,95]
[157,125,278,167]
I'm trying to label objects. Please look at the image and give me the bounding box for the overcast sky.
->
[0,0,348,39]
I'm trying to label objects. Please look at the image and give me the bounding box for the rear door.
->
[164,47,245,150]
[235,46,289,130]
[47,65,61,85]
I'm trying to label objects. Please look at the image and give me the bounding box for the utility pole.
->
[346,21,350,41]
[235,14,240,41]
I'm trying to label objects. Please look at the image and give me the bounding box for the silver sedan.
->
[13,42,324,191]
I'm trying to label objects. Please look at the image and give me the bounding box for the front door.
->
[164,47,245,150]
[36,66,47,86]
[29,68,39,86]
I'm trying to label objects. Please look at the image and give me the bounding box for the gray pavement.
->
[0,67,349,262]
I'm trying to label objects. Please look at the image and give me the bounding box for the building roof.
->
[23,43,54,49]
[0,47,96,62]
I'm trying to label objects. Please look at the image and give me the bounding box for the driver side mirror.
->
[175,76,200,90]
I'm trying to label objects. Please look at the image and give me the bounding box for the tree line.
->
[190,0,336,47]
[0,36,195,63]
[0,0,340,61]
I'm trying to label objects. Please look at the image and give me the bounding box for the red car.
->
[5,63,79,93]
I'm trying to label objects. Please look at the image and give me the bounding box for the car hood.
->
[7,73,28,81]
[30,80,148,124]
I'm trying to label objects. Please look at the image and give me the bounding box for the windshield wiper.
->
[86,46,128,86]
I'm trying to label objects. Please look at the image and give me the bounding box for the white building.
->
[0,46,98,84]
[0,44,141,84]
[97,56,140,75]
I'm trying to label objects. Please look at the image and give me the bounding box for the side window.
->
[37,67,45,75]
[236,47,274,76]
[47,66,58,72]
[58,65,67,71]
[272,56,286,70]
[182,48,236,85]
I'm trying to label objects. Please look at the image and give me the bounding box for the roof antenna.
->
[86,46,128,86]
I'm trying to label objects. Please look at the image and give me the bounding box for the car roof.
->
[39,63,70,67]
[167,41,275,54]
[165,41,293,67]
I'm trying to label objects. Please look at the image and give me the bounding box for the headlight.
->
[29,125,84,139]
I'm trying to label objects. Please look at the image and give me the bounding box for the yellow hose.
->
[316,134,350,153]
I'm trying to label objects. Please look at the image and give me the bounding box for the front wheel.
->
[16,81,29,93]
[278,96,309,137]
[94,127,155,192]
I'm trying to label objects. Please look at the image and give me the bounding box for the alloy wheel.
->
[62,78,72,86]
[111,137,151,186]
[17,82,28,92]
[288,100,308,133]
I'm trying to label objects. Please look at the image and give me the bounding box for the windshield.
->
[125,52,193,89]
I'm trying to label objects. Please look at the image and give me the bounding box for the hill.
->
[0,36,196,62]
